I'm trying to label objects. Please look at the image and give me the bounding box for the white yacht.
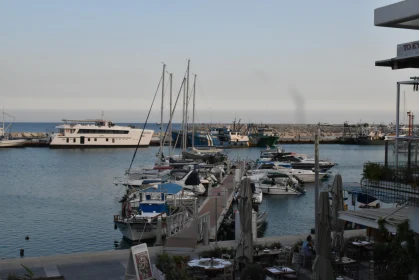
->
[50,119,154,148]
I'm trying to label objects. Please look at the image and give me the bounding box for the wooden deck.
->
[165,171,237,251]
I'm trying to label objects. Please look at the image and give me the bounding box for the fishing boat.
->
[248,124,279,147]
[0,110,25,148]
[113,183,191,241]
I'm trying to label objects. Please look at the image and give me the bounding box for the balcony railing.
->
[361,162,419,207]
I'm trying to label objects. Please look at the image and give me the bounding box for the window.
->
[66,138,69,143]
[112,139,115,143]
[94,138,97,141]
[73,138,76,143]
[106,138,108,142]
[88,138,90,141]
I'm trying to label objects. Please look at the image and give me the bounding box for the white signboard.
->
[397,40,419,58]
[125,243,153,280]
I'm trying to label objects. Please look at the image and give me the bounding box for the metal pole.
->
[396,83,400,166]
[215,197,218,242]
[169,73,173,156]
[192,74,196,149]
[314,127,320,238]
[415,142,418,164]
[159,64,165,166]
[385,141,388,167]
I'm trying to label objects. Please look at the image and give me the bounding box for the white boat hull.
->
[293,173,326,183]
[259,185,300,195]
[115,220,166,241]
[0,139,26,147]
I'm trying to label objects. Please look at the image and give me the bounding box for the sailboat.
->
[180,68,226,163]
[0,109,25,148]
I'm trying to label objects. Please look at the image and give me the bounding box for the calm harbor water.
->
[0,124,397,259]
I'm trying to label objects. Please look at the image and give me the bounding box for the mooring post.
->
[155,217,162,246]
[384,141,388,167]
[203,220,209,246]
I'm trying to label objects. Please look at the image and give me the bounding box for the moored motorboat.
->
[113,183,191,241]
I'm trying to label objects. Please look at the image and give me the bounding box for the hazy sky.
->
[1,0,419,123]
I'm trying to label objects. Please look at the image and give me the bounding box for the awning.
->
[375,56,419,69]
[338,207,409,232]
[375,0,419,30]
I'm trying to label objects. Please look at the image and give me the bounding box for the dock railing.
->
[196,212,211,241]
[166,211,190,237]
[361,161,419,207]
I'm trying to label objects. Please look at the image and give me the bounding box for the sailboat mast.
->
[184,59,190,150]
[192,74,197,149]
[2,107,4,137]
[169,73,173,156]
[159,64,165,165]
[182,76,186,152]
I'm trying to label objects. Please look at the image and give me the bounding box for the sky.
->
[1,0,419,124]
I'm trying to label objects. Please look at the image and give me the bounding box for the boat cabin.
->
[138,183,183,214]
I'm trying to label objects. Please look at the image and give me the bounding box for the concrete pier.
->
[0,229,366,280]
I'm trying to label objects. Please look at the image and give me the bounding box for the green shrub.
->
[240,263,265,280]
[268,242,282,249]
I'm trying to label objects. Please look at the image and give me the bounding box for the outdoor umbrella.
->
[331,174,345,255]
[235,177,253,264]
[313,191,334,280]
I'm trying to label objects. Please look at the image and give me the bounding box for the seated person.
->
[302,235,314,257]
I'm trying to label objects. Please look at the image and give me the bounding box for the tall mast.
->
[169,73,173,156]
[2,107,4,137]
[403,91,406,125]
[159,63,165,165]
[185,59,190,150]
[182,75,186,152]
[192,74,197,149]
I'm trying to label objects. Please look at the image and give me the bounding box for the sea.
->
[0,122,399,259]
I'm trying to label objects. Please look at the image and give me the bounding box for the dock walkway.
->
[164,171,237,251]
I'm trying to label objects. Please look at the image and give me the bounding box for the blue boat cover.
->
[141,183,183,195]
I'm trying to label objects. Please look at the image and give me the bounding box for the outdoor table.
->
[352,241,373,259]
[188,258,232,271]
[333,257,357,274]
[352,241,372,247]
[254,249,282,266]
[265,266,295,279]
[256,249,282,256]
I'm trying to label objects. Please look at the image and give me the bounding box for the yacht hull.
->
[293,173,326,183]
[50,144,149,149]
